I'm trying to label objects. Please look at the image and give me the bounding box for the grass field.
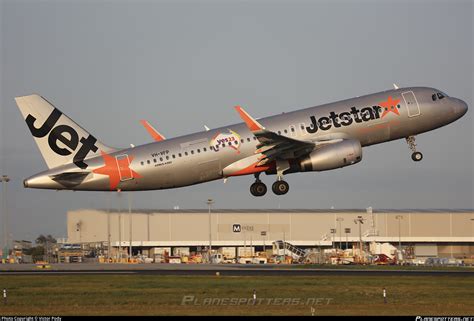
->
[0,274,473,316]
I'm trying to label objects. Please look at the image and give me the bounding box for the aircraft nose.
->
[453,98,468,117]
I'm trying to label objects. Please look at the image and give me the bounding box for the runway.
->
[1,264,473,276]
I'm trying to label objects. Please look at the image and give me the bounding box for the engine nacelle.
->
[299,139,362,172]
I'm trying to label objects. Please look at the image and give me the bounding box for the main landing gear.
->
[250,173,267,197]
[249,178,290,197]
[406,136,423,162]
[249,170,290,197]
[272,179,289,195]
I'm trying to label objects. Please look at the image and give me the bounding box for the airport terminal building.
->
[67,209,474,259]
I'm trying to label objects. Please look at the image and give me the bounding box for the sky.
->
[0,0,472,241]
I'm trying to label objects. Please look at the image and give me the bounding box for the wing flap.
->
[234,105,315,164]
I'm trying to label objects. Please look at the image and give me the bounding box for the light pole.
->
[1,175,10,260]
[336,218,344,250]
[395,215,403,262]
[128,193,133,262]
[207,199,214,263]
[330,228,336,250]
[117,190,122,261]
[344,228,351,250]
[354,216,365,263]
[106,194,111,262]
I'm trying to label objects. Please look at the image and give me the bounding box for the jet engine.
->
[299,139,362,172]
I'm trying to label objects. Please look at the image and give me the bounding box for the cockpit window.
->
[437,92,445,100]
[432,94,437,101]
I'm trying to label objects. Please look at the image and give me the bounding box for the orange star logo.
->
[379,96,401,118]
[92,151,141,190]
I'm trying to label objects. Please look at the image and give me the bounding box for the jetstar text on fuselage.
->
[305,103,400,134]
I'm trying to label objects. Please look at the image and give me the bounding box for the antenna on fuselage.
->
[393,83,399,89]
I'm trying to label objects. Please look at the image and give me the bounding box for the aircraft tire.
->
[411,152,423,162]
[250,182,267,197]
[272,180,289,195]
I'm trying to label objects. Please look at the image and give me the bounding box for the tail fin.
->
[15,94,116,169]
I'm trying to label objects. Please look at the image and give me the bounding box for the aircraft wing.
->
[234,106,316,165]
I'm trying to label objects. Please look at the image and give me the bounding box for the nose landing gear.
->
[406,136,423,162]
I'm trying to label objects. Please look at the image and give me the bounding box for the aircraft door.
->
[115,154,134,181]
[402,91,421,117]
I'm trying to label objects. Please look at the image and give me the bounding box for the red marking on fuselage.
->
[93,151,141,190]
[226,161,275,177]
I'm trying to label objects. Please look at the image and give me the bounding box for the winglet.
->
[234,106,265,132]
[140,120,166,142]
[393,83,399,90]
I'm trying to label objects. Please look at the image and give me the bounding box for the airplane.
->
[15,86,468,196]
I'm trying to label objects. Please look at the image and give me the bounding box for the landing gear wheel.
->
[250,182,267,197]
[272,180,289,195]
[406,136,423,162]
[411,152,423,162]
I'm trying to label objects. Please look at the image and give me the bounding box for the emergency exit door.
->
[402,91,421,117]
[115,154,134,181]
